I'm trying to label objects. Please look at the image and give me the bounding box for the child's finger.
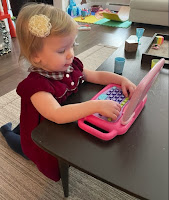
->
[129,86,136,98]
[122,86,128,97]
[116,103,122,111]
[113,109,120,117]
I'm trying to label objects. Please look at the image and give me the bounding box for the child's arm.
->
[30,69,136,125]
[31,92,121,124]
[83,68,136,98]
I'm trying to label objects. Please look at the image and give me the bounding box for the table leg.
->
[58,159,69,197]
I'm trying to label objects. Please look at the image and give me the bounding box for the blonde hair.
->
[16,3,78,66]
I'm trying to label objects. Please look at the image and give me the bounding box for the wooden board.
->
[102,6,130,22]
[141,33,169,68]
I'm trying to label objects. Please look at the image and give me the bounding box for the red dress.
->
[17,57,84,181]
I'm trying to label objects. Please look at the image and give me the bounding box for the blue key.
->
[98,94,108,100]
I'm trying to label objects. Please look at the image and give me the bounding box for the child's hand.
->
[97,100,121,121]
[121,78,136,98]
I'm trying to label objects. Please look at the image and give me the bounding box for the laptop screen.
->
[121,58,165,125]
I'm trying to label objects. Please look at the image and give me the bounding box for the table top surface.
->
[32,36,168,200]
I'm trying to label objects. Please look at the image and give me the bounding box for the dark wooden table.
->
[32,36,168,200]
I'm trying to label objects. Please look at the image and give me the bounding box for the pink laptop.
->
[78,58,165,141]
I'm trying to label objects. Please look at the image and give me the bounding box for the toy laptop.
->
[78,58,165,141]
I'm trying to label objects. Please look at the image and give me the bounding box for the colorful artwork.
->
[155,36,164,45]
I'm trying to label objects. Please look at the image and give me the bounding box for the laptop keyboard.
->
[94,86,129,122]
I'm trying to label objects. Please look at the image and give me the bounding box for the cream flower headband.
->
[28,14,52,37]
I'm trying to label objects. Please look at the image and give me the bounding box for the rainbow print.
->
[155,36,164,45]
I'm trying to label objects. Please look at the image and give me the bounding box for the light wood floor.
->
[0,22,168,97]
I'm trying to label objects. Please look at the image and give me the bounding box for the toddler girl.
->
[1,3,136,181]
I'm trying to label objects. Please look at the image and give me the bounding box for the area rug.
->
[74,15,100,23]
[76,44,117,71]
[0,44,138,200]
[94,18,132,28]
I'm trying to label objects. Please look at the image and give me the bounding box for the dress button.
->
[66,74,69,78]
[71,82,74,86]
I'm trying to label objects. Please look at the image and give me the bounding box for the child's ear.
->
[31,53,41,64]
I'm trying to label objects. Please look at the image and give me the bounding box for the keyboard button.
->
[107,117,112,122]
[95,86,130,123]
[120,102,125,107]
[98,94,108,100]
[123,97,129,103]
[120,94,125,98]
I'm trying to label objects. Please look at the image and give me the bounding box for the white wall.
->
[0,0,3,12]
[53,0,84,11]
[53,0,130,11]
[53,0,68,11]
